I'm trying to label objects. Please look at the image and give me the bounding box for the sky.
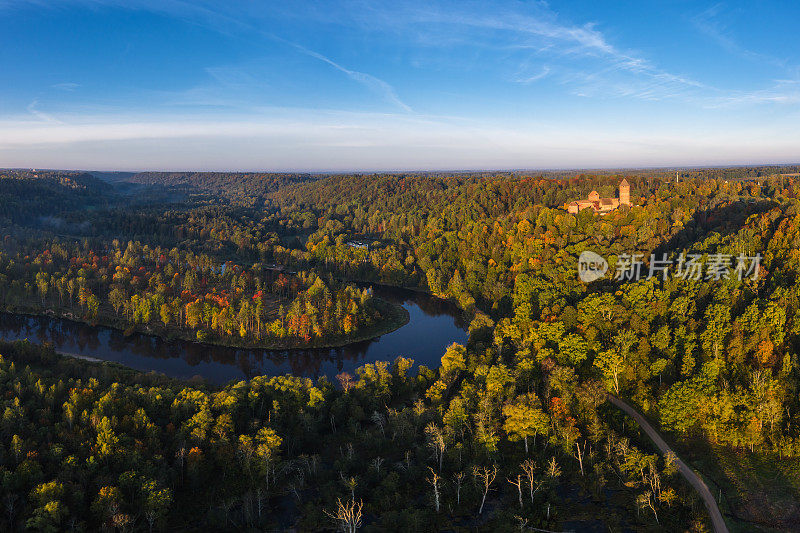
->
[1,0,799,171]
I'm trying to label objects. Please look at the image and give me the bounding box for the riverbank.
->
[0,285,466,384]
[1,296,409,352]
[0,338,208,389]
[58,351,104,363]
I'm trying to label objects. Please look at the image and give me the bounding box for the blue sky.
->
[1,0,799,171]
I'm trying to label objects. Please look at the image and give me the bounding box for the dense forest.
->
[1,166,800,530]
[0,237,393,348]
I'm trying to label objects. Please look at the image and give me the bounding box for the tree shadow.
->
[653,198,777,257]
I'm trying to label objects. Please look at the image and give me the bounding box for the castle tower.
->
[619,179,630,206]
[588,190,600,202]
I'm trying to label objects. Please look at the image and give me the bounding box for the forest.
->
[0,166,799,530]
[0,236,396,348]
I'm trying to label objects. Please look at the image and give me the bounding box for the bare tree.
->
[514,515,530,531]
[546,457,561,479]
[519,459,544,503]
[425,423,447,472]
[5,494,17,531]
[325,498,363,533]
[299,453,320,476]
[636,491,659,524]
[371,411,386,437]
[574,440,585,476]
[427,467,442,512]
[453,471,465,506]
[255,487,265,522]
[289,468,305,502]
[507,474,523,508]
[145,508,157,533]
[370,457,384,473]
[175,446,186,485]
[472,465,497,515]
[339,473,358,502]
[336,372,355,393]
[310,453,321,475]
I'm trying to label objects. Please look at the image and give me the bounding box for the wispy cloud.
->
[151,2,415,113]
[341,1,707,102]
[39,0,702,105]
[3,0,800,172]
[26,99,61,123]
[515,65,550,84]
[288,43,412,113]
[52,82,80,91]
[691,3,787,68]
[5,0,412,114]
[8,0,784,110]
[705,80,800,107]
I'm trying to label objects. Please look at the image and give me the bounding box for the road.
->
[607,394,729,533]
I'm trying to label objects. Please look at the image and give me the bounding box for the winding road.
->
[607,394,729,533]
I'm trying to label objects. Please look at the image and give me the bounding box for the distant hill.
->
[86,170,138,183]
[126,172,319,205]
[0,169,113,225]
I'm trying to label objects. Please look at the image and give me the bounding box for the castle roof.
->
[620,178,629,186]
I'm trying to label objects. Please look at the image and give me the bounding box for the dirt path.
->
[608,394,729,533]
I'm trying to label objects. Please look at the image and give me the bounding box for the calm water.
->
[0,286,468,384]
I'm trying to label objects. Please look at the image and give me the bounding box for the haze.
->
[1,0,799,170]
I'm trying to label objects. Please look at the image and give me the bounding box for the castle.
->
[565,179,630,214]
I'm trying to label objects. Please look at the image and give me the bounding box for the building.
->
[346,240,370,250]
[565,179,631,214]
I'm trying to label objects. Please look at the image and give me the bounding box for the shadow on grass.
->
[652,431,800,532]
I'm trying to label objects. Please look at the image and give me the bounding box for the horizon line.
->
[5,162,800,175]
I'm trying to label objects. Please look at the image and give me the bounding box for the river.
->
[0,286,468,384]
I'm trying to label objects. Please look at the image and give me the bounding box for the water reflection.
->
[0,286,468,385]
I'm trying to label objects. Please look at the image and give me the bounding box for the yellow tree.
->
[502,393,549,453]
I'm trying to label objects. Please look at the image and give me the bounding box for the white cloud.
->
[1,110,798,171]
